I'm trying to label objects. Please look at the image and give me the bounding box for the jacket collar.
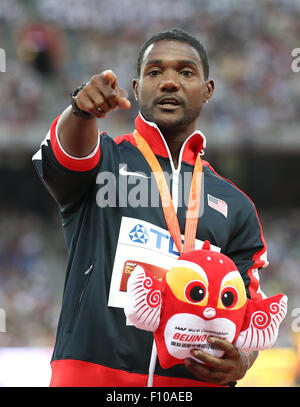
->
[135,112,206,168]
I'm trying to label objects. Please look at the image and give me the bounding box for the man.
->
[33,28,268,387]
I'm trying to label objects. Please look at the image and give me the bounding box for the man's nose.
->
[160,71,180,92]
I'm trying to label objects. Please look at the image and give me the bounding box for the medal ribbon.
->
[133,130,202,254]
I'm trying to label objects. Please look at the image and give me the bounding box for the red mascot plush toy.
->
[124,241,287,369]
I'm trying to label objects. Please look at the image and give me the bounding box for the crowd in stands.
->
[0,209,66,347]
[0,0,299,148]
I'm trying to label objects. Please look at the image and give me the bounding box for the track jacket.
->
[32,112,268,387]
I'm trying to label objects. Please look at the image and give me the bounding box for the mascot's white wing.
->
[234,294,288,350]
[124,265,162,332]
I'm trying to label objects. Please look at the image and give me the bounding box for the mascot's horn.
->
[202,240,211,251]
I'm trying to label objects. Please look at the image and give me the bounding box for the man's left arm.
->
[185,203,268,385]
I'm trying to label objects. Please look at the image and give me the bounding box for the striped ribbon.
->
[133,129,202,254]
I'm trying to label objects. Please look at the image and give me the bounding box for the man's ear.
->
[132,78,139,101]
[204,79,215,103]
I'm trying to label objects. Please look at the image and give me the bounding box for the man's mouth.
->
[156,96,182,110]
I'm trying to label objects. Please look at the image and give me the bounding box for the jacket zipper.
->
[69,264,93,333]
[172,168,180,213]
[143,116,204,386]
[147,145,183,386]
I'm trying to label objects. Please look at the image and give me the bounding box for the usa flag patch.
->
[207,194,228,218]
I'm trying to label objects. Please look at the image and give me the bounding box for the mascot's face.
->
[165,249,247,326]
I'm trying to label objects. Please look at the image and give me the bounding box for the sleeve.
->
[32,114,102,214]
[226,202,269,301]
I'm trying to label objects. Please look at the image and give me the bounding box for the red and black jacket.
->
[32,113,268,387]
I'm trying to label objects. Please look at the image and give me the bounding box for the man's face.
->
[133,40,213,133]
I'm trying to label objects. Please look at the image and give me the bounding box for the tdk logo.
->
[129,224,181,256]
[129,224,149,244]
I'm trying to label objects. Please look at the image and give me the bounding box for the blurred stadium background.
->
[0,0,300,387]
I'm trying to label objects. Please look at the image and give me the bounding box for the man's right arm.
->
[58,70,131,157]
[32,70,131,212]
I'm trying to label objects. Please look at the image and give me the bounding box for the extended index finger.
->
[103,70,131,110]
[103,70,118,88]
[103,70,128,99]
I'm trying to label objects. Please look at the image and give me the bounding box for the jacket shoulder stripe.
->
[50,115,101,172]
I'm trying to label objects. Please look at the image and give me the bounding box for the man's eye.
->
[181,69,193,77]
[181,70,193,77]
[148,70,161,77]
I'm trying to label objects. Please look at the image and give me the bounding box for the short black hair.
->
[137,28,209,80]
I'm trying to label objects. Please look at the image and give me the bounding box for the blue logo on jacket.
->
[129,224,149,244]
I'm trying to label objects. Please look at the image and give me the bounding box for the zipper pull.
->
[84,264,93,275]
[172,169,180,185]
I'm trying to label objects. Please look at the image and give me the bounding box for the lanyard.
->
[133,130,203,255]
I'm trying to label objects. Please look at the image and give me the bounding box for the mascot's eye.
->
[185,281,206,303]
[220,287,238,308]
